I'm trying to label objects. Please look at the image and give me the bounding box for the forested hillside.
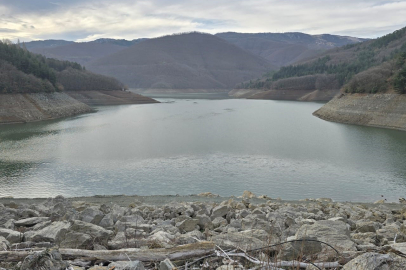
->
[87,32,274,90]
[0,40,124,93]
[239,27,406,96]
[216,32,366,68]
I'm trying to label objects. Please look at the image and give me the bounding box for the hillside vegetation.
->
[87,32,274,89]
[216,32,366,68]
[240,27,406,96]
[0,40,124,94]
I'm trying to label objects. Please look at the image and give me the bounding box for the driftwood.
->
[0,242,215,263]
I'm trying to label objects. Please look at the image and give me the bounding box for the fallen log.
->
[0,242,215,263]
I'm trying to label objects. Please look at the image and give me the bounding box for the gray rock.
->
[0,228,22,244]
[212,217,227,229]
[279,237,322,260]
[196,214,213,230]
[99,213,114,228]
[159,258,176,270]
[24,221,70,243]
[295,220,357,253]
[120,215,145,224]
[342,252,406,270]
[211,205,229,219]
[176,219,199,233]
[147,231,175,248]
[211,230,267,250]
[351,232,387,246]
[70,220,113,245]
[14,217,50,227]
[20,248,70,270]
[59,231,93,249]
[108,261,145,270]
[0,236,9,250]
[356,220,380,233]
[80,206,104,225]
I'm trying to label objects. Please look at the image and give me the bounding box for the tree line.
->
[0,40,124,94]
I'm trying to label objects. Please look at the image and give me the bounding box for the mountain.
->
[235,27,406,101]
[24,38,147,66]
[216,32,366,68]
[86,32,275,90]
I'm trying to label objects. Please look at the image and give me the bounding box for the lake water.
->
[1,98,406,202]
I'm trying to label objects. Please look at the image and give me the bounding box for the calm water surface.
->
[1,98,405,202]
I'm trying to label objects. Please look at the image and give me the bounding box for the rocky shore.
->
[1,192,406,269]
[314,93,406,131]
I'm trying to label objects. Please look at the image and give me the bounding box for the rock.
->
[211,230,267,250]
[24,221,70,243]
[20,248,70,270]
[108,232,138,249]
[197,192,219,197]
[351,232,387,246]
[356,220,380,233]
[159,258,176,270]
[80,206,104,225]
[196,214,213,230]
[59,231,93,249]
[0,236,9,250]
[295,220,357,254]
[69,220,113,245]
[242,190,256,199]
[176,219,199,233]
[147,231,176,248]
[211,205,229,219]
[108,261,145,270]
[14,217,50,227]
[98,213,114,228]
[342,252,406,270]
[377,225,405,242]
[0,228,22,244]
[212,217,227,229]
[279,237,322,260]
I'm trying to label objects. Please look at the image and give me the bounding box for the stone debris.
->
[0,192,406,269]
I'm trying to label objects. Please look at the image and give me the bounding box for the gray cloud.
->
[0,0,405,42]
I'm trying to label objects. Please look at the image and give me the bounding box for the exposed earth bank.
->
[1,193,406,269]
[0,91,158,124]
[314,93,406,131]
[229,88,339,101]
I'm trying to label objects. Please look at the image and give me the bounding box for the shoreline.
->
[1,192,406,269]
[0,193,404,209]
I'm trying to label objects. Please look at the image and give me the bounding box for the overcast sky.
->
[1,0,406,42]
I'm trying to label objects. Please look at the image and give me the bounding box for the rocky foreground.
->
[1,192,406,270]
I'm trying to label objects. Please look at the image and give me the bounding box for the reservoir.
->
[0,98,405,202]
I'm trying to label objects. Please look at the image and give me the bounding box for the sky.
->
[1,0,406,42]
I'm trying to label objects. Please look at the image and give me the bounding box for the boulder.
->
[24,221,70,243]
[356,220,380,233]
[67,220,113,246]
[176,219,199,233]
[80,206,104,225]
[342,252,406,270]
[295,220,357,254]
[14,217,50,227]
[0,228,22,244]
[211,205,229,219]
[0,236,9,250]
[20,248,70,270]
[211,230,267,250]
[159,258,176,270]
[59,231,93,249]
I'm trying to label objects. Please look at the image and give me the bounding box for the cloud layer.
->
[1,0,406,42]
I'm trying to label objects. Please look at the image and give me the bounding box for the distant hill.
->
[24,38,146,66]
[236,27,406,100]
[0,40,125,94]
[86,32,275,90]
[216,32,366,68]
